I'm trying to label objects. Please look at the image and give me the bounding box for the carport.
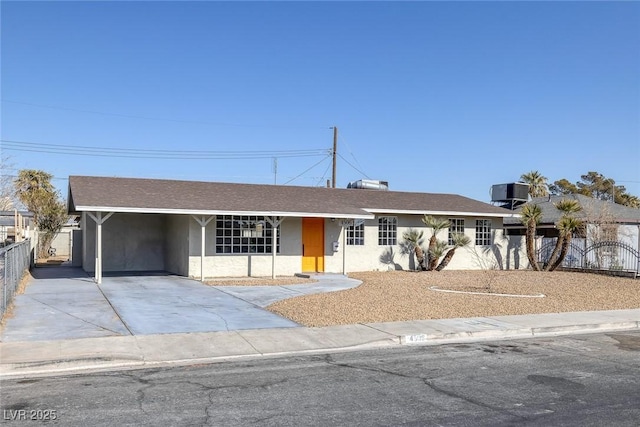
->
[68,176,372,283]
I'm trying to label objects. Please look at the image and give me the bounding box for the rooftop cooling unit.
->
[347,179,389,190]
[491,183,529,209]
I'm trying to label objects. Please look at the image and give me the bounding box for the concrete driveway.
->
[0,267,360,342]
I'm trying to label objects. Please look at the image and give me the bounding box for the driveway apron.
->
[1,267,300,342]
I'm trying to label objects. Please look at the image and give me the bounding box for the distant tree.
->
[549,178,580,196]
[520,203,543,271]
[520,170,549,197]
[421,215,451,271]
[14,170,69,258]
[0,155,17,210]
[549,171,637,207]
[436,232,471,271]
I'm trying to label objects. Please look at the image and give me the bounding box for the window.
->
[215,216,279,254]
[448,219,465,245]
[475,219,492,245]
[378,216,397,245]
[346,221,365,245]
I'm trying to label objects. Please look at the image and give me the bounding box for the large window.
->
[475,219,492,246]
[378,216,397,245]
[448,218,465,245]
[215,216,279,254]
[346,221,365,245]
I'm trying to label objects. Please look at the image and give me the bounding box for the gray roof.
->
[504,193,640,226]
[68,176,516,219]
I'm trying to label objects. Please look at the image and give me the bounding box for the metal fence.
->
[537,239,640,278]
[1,239,33,319]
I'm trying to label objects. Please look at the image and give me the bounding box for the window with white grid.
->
[346,222,365,245]
[475,219,492,246]
[215,216,279,254]
[378,217,397,245]
[448,219,465,245]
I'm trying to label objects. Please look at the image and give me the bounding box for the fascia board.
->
[73,206,374,219]
[363,208,520,219]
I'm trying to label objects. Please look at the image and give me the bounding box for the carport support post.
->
[265,217,284,279]
[193,216,214,281]
[86,211,114,284]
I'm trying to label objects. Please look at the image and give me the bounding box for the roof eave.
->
[72,205,375,219]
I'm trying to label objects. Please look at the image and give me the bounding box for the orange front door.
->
[302,218,324,272]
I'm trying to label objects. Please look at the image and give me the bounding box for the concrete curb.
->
[2,313,639,379]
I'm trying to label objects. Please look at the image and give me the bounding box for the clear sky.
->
[1,1,639,203]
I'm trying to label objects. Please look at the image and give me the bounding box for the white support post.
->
[342,223,347,275]
[192,216,214,281]
[86,211,114,284]
[265,217,284,279]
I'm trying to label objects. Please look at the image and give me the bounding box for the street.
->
[2,331,639,426]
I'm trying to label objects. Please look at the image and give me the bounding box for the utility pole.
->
[332,126,337,188]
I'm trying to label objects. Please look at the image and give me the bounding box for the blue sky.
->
[2,1,639,203]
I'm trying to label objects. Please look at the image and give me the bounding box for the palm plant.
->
[428,240,448,270]
[421,215,451,270]
[544,199,582,271]
[401,228,426,271]
[520,170,549,198]
[549,216,583,271]
[520,203,542,271]
[436,232,471,271]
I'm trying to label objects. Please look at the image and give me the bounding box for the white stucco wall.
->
[188,216,306,278]
[80,212,529,278]
[165,215,189,276]
[83,212,166,272]
[329,216,528,273]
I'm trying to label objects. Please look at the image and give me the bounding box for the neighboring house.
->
[504,194,640,272]
[0,210,35,247]
[67,176,522,282]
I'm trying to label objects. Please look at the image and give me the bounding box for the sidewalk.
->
[2,308,639,379]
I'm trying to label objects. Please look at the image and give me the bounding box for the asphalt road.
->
[2,332,639,426]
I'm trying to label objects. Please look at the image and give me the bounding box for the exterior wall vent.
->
[347,180,389,191]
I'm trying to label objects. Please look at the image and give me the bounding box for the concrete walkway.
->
[1,267,639,378]
[0,267,361,342]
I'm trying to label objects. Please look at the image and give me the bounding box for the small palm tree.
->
[520,203,543,271]
[549,216,583,271]
[544,199,582,271]
[422,215,451,270]
[520,170,549,198]
[428,240,448,270]
[401,228,426,271]
[436,232,471,271]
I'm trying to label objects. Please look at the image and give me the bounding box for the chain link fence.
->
[1,239,34,319]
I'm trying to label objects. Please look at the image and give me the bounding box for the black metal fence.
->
[537,239,639,277]
[1,239,33,319]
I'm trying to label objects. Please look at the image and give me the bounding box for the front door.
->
[302,217,324,272]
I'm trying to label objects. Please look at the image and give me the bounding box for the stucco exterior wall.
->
[83,212,166,272]
[165,215,189,276]
[328,215,528,273]
[187,216,307,278]
[80,212,529,278]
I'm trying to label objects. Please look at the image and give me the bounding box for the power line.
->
[1,99,328,130]
[337,152,371,179]
[1,140,330,160]
[283,155,332,185]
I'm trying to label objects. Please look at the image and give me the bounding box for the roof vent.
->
[347,180,389,191]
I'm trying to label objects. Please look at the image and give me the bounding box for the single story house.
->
[67,176,523,283]
[504,194,640,272]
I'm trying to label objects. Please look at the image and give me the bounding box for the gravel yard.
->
[267,270,640,327]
